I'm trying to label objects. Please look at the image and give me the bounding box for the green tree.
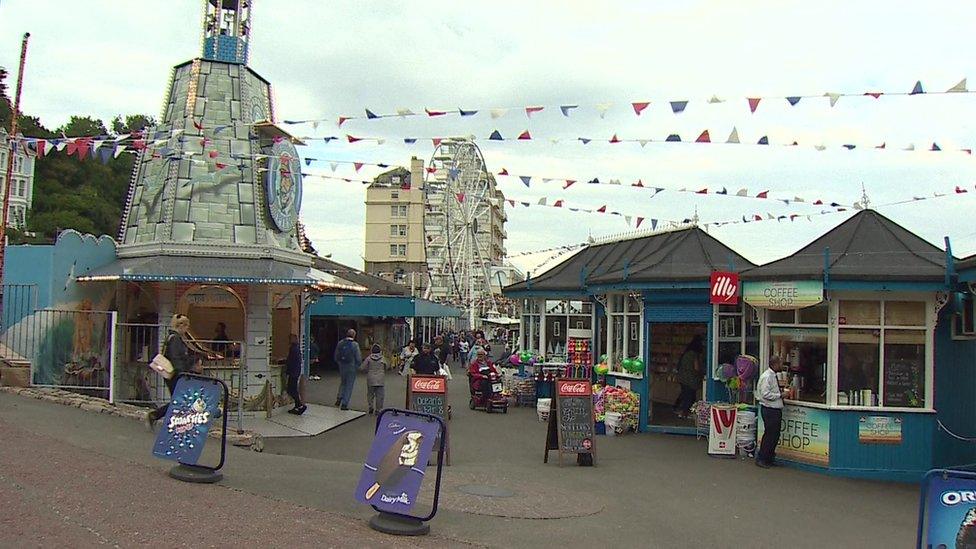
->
[111,114,155,134]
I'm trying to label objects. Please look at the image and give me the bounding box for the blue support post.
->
[823,247,831,289]
[945,236,955,287]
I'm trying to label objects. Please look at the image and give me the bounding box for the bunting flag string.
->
[299,170,974,231]
[316,78,969,126]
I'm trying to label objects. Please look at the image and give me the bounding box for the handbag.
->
[149,334,176,379]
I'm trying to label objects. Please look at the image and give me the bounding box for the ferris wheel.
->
[423,138,497,326]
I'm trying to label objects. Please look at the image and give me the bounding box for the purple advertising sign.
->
[355,411,441,514]
[152,376,222,465]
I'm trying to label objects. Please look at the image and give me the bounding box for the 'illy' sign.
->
[710,272,739,305]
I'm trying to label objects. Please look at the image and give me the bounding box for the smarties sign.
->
[742,280,824,310]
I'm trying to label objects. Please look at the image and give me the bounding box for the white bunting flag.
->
[490,108,508,119]
[595,103,613,118]
[735,188,748,197]
[638,139,650,147]
[708,95,725,104]
[947,78,968,93]
[396,108,416,117]
[824,92,841,107]
[727,127,740,144]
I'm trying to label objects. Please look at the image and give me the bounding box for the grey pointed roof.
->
[741,209,947,281]
[504,227,754,293]
[957,254,976,273]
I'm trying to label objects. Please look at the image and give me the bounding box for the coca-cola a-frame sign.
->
[545,379,596,466]
[406,375,450,465]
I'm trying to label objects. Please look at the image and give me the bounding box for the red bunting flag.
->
[597,205,607,213]
[754,214,763,221]
[609,134,621,144]
[963,149,972,155]
[432,138,442,147]
[864,92,883,99]
[553,200,564,207]
[956,186,968,194]
[354,162,364,172]
[346,135,362,143]
[632,102,650,115]
[636,217,644,228]
[813,199,823,205]
[696,130,711,143]
[876,143,886,149]
[208,150,218,158]
[456,192,466,203]
[525,106,544,117]
[35,140,46,157]
[517,130,531,140]
[215,162,227,170]
[696,188,707,194]
[748,97,761,113]
[193,120,204,131]
[338,116,349,127]
[756,190,769,198]
[563,180,576,189]
[425,108,447,117]
[499,168,509,175]
[633,179,644,187]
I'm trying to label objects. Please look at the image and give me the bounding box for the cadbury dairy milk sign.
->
[710,272,740,305]
[355,411,440,514]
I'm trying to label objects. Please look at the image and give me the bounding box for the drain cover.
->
[456,484,516,498]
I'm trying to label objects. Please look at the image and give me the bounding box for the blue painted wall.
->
[934,298,976,468]
[827,409,934,482]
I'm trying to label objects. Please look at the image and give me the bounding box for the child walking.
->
[361,344,387,414]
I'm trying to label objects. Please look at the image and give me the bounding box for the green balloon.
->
[599,354,608,363]
[633,358,645,370]
[621,358,634,370]
[520,351,532,361]
[594,363,609,375]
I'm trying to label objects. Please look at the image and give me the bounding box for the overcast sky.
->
[2,0,975,272]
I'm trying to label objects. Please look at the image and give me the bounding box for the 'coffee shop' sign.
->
[743,280,824,310]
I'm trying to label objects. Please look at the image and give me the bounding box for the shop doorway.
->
[648,322,708,429]
[311,318,359,372]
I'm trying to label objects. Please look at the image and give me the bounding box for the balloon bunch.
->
[508,351,540,367]
[621,357,645,374]
[715,355,759,403]
[594,354,610,376]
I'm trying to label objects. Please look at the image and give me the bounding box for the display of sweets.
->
[592,384,640,431]
[567,337,592,366]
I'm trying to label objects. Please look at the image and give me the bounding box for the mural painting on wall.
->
[35,300,113,392]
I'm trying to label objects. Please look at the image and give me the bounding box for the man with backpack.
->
[334,329,362,410]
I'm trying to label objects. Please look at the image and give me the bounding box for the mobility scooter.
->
[468,368,509,413]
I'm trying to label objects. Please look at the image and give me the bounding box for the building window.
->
[543,300,592,359]
[838,300,927,408]
[12,155,22,174]
[391,191,399,199]
[767,304,829,405]
[390,224,407,237]
[389,244,407,257]
[606,293,643,374]
[521,299,542,353]
[716,303,760,403]
[391,204,408,217]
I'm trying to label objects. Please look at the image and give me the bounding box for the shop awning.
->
[75,255,367,291]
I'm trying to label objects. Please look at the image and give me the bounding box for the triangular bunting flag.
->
[97,146,113,164]
[459,108,478,117]
[747,97,761,113]
[625,216,632,225]
[931,142,941,151]
[717,187,728,195]
[346,135,362,143]
[560,105,578,116]
[633,179,644,187]
[193,119,205,131]
[113,145,126,158]
[632,102,650,115]
[525,106,544,117]
[756,190,769,199]
[365,109,379,119]
[696,130,710,143]
[488,130,504,141]
[864,92,882,99]
[956,186,968,194]
[425,108,447,117]
[521,202,530,207]
[579,138,591,145]
[727,128,740,144]
[814,144,827,151]
[670,101,688,113]
[708,95,724,104]
[786,96,802,106]
[432,138,442,147]
[843,144,856,150]
[553,200,564,207]
[507,199,515,207]
[338,116,350,127]
[609,134,621,144]
[665,134,681,142]
[651,219,658,230]
[597,205,607,213]
[563,180,576,189]
[595,103,612,118]
[876,142,886,149]
[323,136,338,143]
[498,168,509,175]
[519,176,531,187]
[635,217,644,228]
[948,78,968,93]
[910,81,924,95]
[456,192,465,203]
[824,92,841,107]
[588,178,600,184]
[490,108,508,119]
[330,163,339,172]
[903,144,915,151]
[517,130,531,140]
[638,139,650,147]
[537,197,547,206]
[395,108,415,117]
[354,162,364,172]
[696,188,708,194]
[757,136,769,145]
[736,188,748,197]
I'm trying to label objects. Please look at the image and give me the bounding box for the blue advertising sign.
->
[918,469,976,548]
[355,410,442,515]
[152,376,222,465]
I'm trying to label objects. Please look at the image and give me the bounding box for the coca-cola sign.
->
[557,380,592,397]
[710,271,740,305]
[411,376,446,394]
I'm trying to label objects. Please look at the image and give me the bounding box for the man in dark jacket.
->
[334,329,362,410]
[286,333,306,415]
[412,343,441,375]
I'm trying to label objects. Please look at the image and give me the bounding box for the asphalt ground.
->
[0,361,920,548]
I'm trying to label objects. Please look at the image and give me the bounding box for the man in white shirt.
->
[756,356,793,468]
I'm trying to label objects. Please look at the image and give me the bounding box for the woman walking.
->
[360,344,387,414]
[145,314,200,429]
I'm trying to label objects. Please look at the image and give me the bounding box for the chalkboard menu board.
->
[544,379,595,466]
[407,375,448,417]
[406,375,450,465]
[884,359,923,408]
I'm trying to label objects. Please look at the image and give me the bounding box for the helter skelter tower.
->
[101,1,336,413]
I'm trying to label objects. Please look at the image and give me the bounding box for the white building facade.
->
[0,129,35,230]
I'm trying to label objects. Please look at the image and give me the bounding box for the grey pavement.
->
[0,363,919,548]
